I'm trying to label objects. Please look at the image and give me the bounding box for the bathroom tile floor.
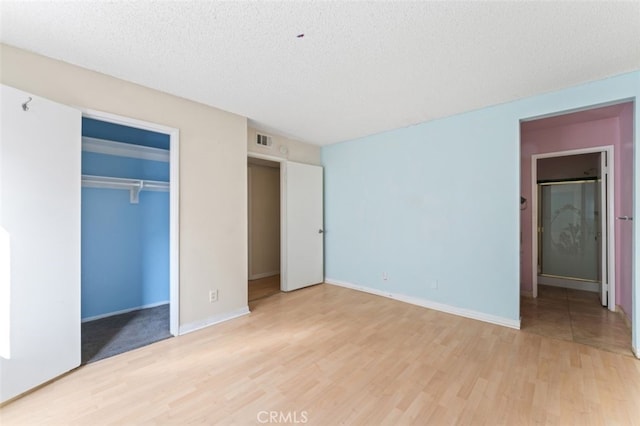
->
[520,285,633,357]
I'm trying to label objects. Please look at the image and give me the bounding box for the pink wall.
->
[520,103,633,316]
[618,103,634,317]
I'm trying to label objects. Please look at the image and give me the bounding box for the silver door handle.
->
[616,216,633,221]
[318,229,324,234]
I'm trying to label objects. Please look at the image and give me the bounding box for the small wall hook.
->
[22,97,32,112]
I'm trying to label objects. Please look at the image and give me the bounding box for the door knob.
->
[318,229,324,234]
[616,216,633,221]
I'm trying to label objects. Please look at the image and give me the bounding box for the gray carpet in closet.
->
[81,304,171,364]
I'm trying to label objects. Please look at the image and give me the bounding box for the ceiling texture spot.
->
[1,1,638,146]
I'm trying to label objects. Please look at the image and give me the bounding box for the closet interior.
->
[81,117,171,363]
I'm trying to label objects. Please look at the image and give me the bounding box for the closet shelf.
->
[82,174,169,204]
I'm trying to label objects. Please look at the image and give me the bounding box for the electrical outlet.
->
[209,289,218,303]
[382,272,389,281]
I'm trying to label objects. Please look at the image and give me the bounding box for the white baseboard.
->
[81,300,169,323]
[249,271,280,280]
[325,278,520,330]
[633,345,640,360]
[538,275,599,293]
[178,306,250,335]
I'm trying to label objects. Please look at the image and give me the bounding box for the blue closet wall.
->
[81,119,170,320]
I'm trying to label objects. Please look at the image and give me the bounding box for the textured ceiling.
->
[1,2,639,146]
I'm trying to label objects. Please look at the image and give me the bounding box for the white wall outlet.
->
[382,272,389,281]
[209,289,218,303]
[431,280,438,289]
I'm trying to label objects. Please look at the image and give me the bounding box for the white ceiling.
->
[1,2,639,146]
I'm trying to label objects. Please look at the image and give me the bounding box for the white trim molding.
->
[325,278,521,330]
[531,145,616,311]
[178,306,250,335]
[81,107,180,337]
[249,271,280,280]
[82,136,170,162]
[81,301,169,323]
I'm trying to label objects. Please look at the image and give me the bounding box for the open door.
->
[598,151,609,307]
[281,161,324,292]
[0,85,81,403]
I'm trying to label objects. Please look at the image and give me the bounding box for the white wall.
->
[0,44,249,330]
[248,163,280,279]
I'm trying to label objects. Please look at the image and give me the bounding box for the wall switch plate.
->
[209,289,218,303]
[431,280,438,289]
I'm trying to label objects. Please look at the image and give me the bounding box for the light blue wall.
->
[322,71,639,350]
[81,152,169,319]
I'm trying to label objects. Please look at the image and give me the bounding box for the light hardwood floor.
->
[2,284,639,425]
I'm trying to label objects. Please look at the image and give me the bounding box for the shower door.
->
[539,180,599,283]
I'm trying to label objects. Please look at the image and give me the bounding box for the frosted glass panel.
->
[540,181,598,281]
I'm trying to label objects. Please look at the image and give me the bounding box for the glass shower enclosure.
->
[538,179,600,282]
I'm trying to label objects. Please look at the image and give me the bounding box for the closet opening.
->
[80,115,177,364]
[247,157,281,303]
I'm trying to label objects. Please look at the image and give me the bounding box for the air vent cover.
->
[256,133,273,148]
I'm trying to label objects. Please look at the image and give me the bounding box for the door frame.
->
[531,145,615,311]
[81,108,180,336]
[247,152,287,293]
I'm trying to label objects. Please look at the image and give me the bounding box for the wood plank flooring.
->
[521,285,633,357]
[248,274,281,302]
[2,284,639,425]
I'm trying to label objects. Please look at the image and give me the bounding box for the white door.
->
[598,151,609,307]
[282,161,324,291]
[0,85,81,403]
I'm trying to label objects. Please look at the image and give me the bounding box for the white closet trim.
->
[82,136,170,162]
[82,174,169,204]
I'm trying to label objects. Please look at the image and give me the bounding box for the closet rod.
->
[81,174,169,204]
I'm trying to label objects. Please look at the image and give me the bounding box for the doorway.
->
[535,150,611,304]
[248,157,282,302]
[246,152,325,306]
[519,102,634,356]
[80,117,172,363]
[0,85,182,402]
[81,110,180,360]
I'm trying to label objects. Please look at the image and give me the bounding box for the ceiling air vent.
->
[256,133,273,148]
